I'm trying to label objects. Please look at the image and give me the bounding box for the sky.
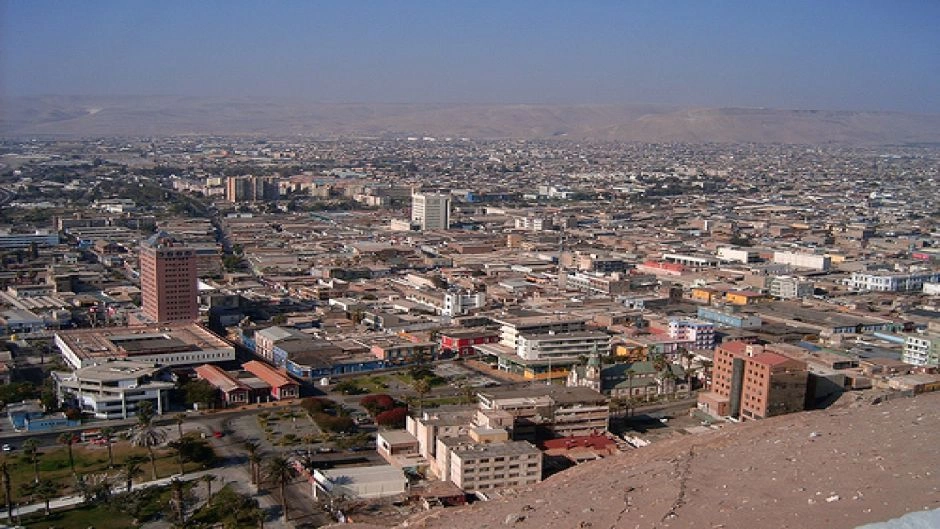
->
[1,1,939,113]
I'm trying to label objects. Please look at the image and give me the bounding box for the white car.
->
[2,444,12,452]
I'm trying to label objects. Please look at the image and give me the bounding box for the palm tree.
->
[22,438,41,483]
[1,461,12,522]
[169,439,187,476]
[201,474,217,505]
[131,401,167,481]
[22,479,58,516]
[412,378,431,413]
[100,427,116,468]
[57,432,77,474]
[169,477,186,526]
[120,457,145,492]
[174,413,187,441]
[243,440,261,485]
[264,456,296,522]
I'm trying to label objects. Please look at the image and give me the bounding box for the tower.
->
[411,192,451,230]
[139,231,198,323]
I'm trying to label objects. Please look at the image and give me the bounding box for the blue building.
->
[7,401,80,432]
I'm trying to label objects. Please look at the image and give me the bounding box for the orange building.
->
[725,290,768,306]
[139,232,198,323]
[697,341,808,420]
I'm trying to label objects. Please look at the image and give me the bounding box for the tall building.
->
[140,232,198,323]
[411,192,451,230]
[225,175,279,203]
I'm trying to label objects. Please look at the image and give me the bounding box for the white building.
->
[849,270,940,292]
[717,247,760,264]
[312,465,407,500]
[443,291,486,317]
[769,275,814,300]
[52,360,175,418]
[517,330,610,362]
[667,318,716,350]
[411,192,451,230]
[903,333,939,367]
[772,251,830,271]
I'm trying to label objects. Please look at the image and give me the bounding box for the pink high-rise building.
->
[140,232,198,323]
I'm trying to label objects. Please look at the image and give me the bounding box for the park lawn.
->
[348,374,390,393]
[21,503,136,529]
[2,441,207,503]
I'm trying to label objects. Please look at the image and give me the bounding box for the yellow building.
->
[725,290,768,306]
[613,343,648,362]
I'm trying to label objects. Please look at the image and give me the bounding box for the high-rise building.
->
[411,192,451,230]
[140,232,198,323]
[225,175,280,203]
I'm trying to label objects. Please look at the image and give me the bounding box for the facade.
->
[447,440,542,493]
[769,275,814,300]
[567,356,689,400]
[849,270,940,292]
[241,361,299,400]
[903,333,940,367]
[55,323,235,369]
[225,175,279,202]
[772,251,831,271]
[439,328,500,357]
[139,231,198,323]
[411,192,451,230]
[696,306,762,329]
[0,228,59,249]
[477,386,609,440]
[53,360,174,419]
[697,342,808,421]
[667,318,716,350]
[312,465,407,500]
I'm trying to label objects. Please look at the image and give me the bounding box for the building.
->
[312,465,407,500]
[225,175,279,203]
[139,232,198,323]
[53,360,175,419]
[7,401,80,432]
[477,386,609,440]
[772,251,831,271]
[697,342,808,421]
[848,270,940,292]
[697,307,762,329]
[903,333,940,367]
[411,192,451,230]
[241,361,299,400]
[567,356,689,400]
[0,228,59,249]
[769,275,814,300]
[446,440,542,493]
[725,290,768,306]
[439,328,501,357]
[667,318,716,350]
[54,323,235,369]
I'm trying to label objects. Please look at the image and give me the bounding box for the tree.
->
[100,426,116,468]
[132,401,167,480]
[57,432,77,474]
[120,457,145,492]
[175,413,187,440]
[22,479,58,516]
[1,461,12,522]
[184,379,218,409]
[264,456,297,522]
[202,474,217,506]
[243,440,262,485]
[375,407,408,429]
[22,438,41,482]
[169,477,187,526]
[412,378,431,413]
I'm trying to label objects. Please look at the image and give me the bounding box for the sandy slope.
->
[330,392,940,529]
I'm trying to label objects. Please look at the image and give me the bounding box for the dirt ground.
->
[328,391,940,529]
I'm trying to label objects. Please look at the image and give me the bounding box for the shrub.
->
[360,394,395,415]
[375,407,408,429]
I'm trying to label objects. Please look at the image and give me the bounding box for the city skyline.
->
[2,1,940,114]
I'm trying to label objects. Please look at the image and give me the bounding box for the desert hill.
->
[331,392,940,529]
[3,96,940,145]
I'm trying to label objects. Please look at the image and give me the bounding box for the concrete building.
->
[139,232,198,323]
[0,228,59,249]
[312,465,407,500]
[53,360,174,419]
[477,386,609,440]
[697,341,808,421]
[411,192,451,230]
[567,356,689,400]
[772,251,831,271]
[903,333,940,367]
[848,270,940,292]
[225,175,279,203]
[447,440,542,494]
[667,318,716,350]
[769,275,814,300]
[696,306,763,329]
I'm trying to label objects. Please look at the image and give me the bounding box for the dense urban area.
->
[0,137,938,529]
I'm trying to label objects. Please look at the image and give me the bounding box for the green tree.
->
[185,379,218,409]
[22,438,41,482]
[202,473,217,506]
[120,456,146,492]
[243,440,262,486]
[1,461,12,521]
[21,479,59,516]
[174,413,186,440]
[132,401,167,480]
[412,378,431,413]
[100,426,116,468]
[57,432,77,474]
[168,477,187,526]
[264,456,296,522]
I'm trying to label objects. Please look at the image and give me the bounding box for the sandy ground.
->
[328,391,940,529]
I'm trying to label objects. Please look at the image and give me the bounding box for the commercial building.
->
[446,440,542,494]
[0,228,60,249]
[53,360,175,419]
[769,275,814,300]
[54,323,235,369]
[411,192,451,230]
[667,318,716,350]
[312,465,407,500]
[848,270,940,292]
[697,341,808,421]
[772,251,831,271]
[697,307,762,329]
[225,175,280,203]
[477,386,609,440]
[139,231,198,323]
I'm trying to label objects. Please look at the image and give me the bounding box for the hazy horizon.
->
[2,1,939,114]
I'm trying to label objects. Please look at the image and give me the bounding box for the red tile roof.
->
[242,360,297,388]
[194,364,246,393]
[751,351,794,367]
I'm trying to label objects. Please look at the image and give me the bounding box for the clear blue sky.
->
[2,1,938,112]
